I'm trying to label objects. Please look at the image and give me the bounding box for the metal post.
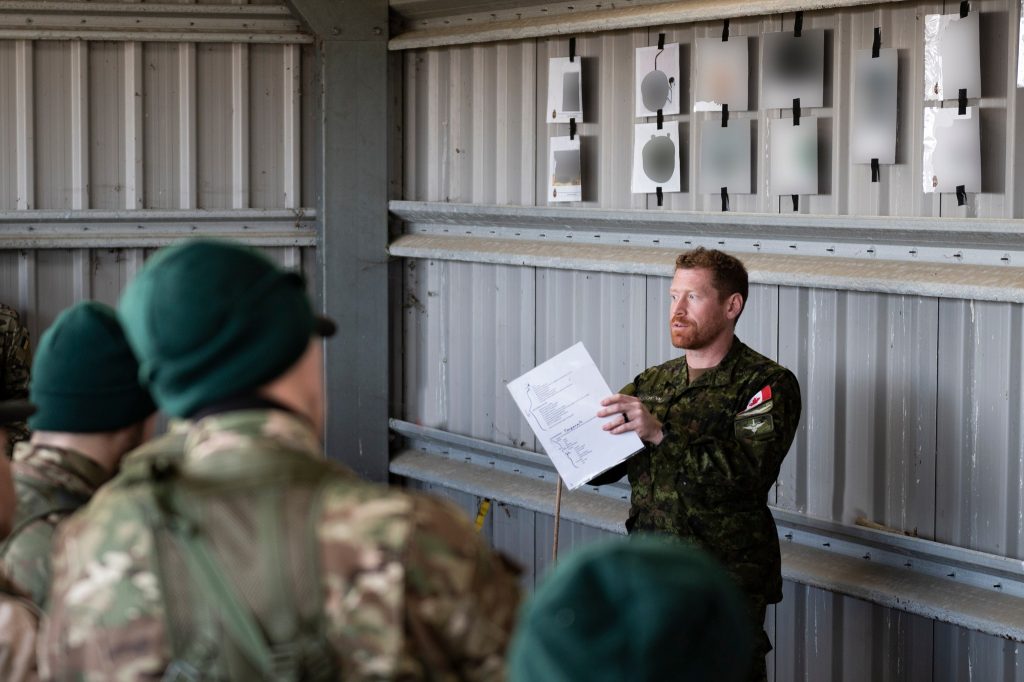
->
[286,0,391,480]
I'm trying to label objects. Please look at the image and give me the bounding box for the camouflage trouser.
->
[748,597,771,682]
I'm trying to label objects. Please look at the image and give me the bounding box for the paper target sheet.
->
[507,343,643,490]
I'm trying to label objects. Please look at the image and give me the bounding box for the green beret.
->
[508,536,753,682]
[118,239,317,417]
[29,302,156,433]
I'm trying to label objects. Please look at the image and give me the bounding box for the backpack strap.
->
[151,456,339,682]
[0,476,90,558]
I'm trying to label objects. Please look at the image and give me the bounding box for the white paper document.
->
[507,343,644,490]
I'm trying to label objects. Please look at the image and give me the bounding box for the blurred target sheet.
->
[507,343,643,490]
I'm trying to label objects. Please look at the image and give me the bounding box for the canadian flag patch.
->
[745,385,772,410]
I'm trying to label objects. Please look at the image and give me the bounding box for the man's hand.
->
[598,394,664,446]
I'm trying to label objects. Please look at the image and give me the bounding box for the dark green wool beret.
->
[508,536,753,682]
[28,302,156,433]
[118,239,317,418]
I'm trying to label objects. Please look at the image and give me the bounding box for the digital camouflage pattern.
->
[42,409,522,681]
[0,568,40,682]
[605,337,801,605]
[0,442,110,609]
[0,304,32,448]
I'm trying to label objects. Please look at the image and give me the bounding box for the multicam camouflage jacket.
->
[596,337,801,606]
[0,442,111,609]
[0,568,40,682]
[0,304,32,447]
[42,409,522,681]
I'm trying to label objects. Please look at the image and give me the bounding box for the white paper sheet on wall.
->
[851,48,898,165]
[762,29,825,109]
[635,43,681,117]
[548,136,582,203]
[922,106,981,193]
[632,121,682,194]
[769,118,818,196]
[924,11,981,101]
[694,37,749,112]
[547,57,583,123]
[699,121,751,194]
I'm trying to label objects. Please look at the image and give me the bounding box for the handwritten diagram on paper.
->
[508,343,644,490]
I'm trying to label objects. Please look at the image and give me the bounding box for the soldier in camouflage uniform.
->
[42,240,521,680]
[0,303,32,450]
[593,248,801,682]
[0,401,39,681]
[0,302,157,609]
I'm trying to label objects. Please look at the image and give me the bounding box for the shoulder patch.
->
[745,385,772,410]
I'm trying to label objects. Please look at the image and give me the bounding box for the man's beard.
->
[670,315,727,350]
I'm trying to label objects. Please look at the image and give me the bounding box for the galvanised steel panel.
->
[403,258,449,428]
[196,43,236,209]
[89,42,130,210]
[774,581,935,681]
[535,268,647,393]
[0,245,311,347]
[0,42,17,209]
[937,299,1024,559]
[444,261,537,447]
[933,621,1024,682]
[250,43,292,208]
[777,287,938,532]
[400,0,1024,219]
[34,41,73,210]
[142,42,189,209]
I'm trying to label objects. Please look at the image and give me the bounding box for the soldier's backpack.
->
[119,440,341,682]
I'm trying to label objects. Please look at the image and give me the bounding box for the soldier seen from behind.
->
[508,536,753,682]
[0,303,32,453]
[590,247,802,682]
[42,239,522,680]
[0,302,157,609]
[0,400,40,682]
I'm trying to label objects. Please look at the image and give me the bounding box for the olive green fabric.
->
[28,302,155,433]
[508,536,753,682]
[118,240,316,418]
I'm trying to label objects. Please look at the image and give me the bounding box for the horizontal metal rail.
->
[0,2,312,43]
[388,201,1024,303]
[389,0,904,50]
[390,418,1024,639]
[0,209,317,249]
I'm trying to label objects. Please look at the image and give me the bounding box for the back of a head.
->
[28,302,155,433]
[508,536,753,682]
[118,239,319,418]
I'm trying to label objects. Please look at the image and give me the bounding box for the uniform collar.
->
[685,335,747,388]
[184,408,324,470]
[11,441,112,496]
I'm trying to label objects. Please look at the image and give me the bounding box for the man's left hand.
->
[598,394,664,445]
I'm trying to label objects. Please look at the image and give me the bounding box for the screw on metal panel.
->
[862,553,871,560]
[373,26,383,35]
[822,542,830,547]
[904,561,912,567]
[784,533,793,540]
[947,572,956,578]
[331,27,340,35]
[826,247,834,253]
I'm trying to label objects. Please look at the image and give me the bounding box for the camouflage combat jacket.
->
[0,442,110,608]
[611,337,800,605]
[0,304,32,447]
[42,409,521,681]
[0,569,40,682]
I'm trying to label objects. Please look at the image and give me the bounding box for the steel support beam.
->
[0,2,311,43]
[0,209,316,249]
[390,420,1024,641]
[288,0,390,480]
[389,0,905,50]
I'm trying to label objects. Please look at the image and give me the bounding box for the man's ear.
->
[725,293,744,320]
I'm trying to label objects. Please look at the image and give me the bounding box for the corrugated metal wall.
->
[0,2,315,341]
[397,0,1024,679]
